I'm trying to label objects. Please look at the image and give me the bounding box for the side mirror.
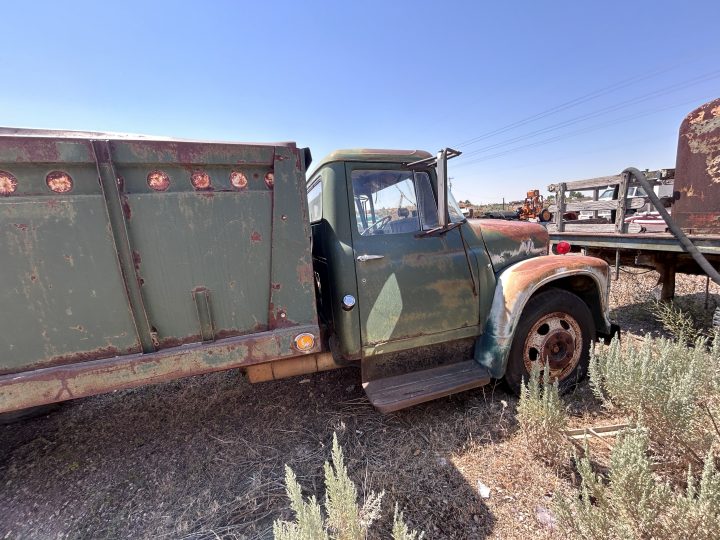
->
[407,147,461,229]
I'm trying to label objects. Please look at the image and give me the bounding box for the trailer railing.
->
[547,168,675,233]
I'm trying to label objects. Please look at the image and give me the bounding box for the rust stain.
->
[132,250,142,270]
[230,170,248,189]
[46,171,73,193]
[147,170,170,191]
[215,323,268,340]
[251,231,262,243]
[0,323,319,413]
[0,345,129,377]
[0,171,18,196]
[674,98,720,234]
[271,282,282,290]
[264,171,274,189]
[268,303,297,329]
[157,334,203,349]
[13,223,29,231]
[191,170,212,190]
[296,261,314,285]
[0,137,68,162]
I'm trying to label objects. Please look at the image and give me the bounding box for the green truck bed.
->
[0,130,318,408]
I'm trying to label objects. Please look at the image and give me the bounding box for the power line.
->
[453,62,684,148]
[453,94,715,169]
[457,70,720,160]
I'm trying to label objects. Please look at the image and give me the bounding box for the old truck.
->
[0,129,615,415]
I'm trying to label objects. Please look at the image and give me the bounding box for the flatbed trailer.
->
[548,231,720,300]
[546,98,720,300]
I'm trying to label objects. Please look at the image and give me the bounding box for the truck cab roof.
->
[309,148,432,178]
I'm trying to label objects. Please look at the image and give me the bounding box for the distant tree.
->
[546,195,556,204]
[568,191,584,200]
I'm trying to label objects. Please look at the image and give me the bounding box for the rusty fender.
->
[475,255,611,378]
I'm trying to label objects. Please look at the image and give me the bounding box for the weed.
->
[517,361,567,464]
[589,334,720,472]
[555,427,720,540]
[274,433,422,540]
[649,300,702,344]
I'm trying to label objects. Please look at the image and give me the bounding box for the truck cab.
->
[305,149,614,411]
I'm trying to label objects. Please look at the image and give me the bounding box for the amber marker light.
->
[555,241,571,255]
[294,332,315,352]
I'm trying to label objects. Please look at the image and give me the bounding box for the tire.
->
[503,288,594,395]
[540,209,552,222]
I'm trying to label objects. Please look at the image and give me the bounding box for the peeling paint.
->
[0,171,18,196]
[45,171,73,193]
[476,255,611,378]
[674,98,720,233]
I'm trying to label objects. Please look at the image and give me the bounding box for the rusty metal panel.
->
[267,145,318,330]
[0,158,141,373]
[673,98,720,235]
[108,138,317,348]
[0,133,318,385]
[0,324,320,413]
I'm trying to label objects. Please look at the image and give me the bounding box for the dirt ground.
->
[1,269,718,540]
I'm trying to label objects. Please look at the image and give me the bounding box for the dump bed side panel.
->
[0,140,141,373]
[0,136,317,376]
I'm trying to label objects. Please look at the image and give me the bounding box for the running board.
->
[362,360,491,413]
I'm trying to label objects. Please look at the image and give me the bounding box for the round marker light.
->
[294,332,315,352]
[555,241,571,255]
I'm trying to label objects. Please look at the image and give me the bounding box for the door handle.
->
[356,254,385,262]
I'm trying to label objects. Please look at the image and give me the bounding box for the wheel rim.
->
[522,311,582,381]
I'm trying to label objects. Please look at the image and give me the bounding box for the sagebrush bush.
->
[649,300,703,344]
[516,361,568,463]
[589,333,720,470]
[274,433,423,540]
[392,504,424,540]
[555,427,720,540]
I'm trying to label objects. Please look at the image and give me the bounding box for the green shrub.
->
[516,361,568,463]
[391,504,424,540]
[555,427,720,540]
[649,300,702,344]
[589,334,720,470]
[273,433,422,540]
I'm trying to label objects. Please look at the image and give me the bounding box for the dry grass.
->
[1,270,718,539]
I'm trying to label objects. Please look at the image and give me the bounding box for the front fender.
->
[474,255,611,378]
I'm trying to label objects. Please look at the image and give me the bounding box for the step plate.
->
[363,360,491,413]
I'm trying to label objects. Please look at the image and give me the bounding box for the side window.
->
[351,170,439,235]
[307,181,322,223]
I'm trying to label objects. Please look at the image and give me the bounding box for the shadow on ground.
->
[0,367,516,539]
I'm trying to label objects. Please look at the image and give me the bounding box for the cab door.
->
[347,163,480,351]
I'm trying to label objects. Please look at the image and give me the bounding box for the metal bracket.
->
[192,287,215,342]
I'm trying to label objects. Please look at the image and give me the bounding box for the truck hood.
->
[467,219,549,273]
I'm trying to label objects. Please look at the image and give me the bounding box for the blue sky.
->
[1,1,718,203]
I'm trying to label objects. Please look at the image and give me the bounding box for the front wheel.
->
[503,288,594,395]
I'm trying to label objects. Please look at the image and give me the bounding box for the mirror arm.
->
[436,149,449,228]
